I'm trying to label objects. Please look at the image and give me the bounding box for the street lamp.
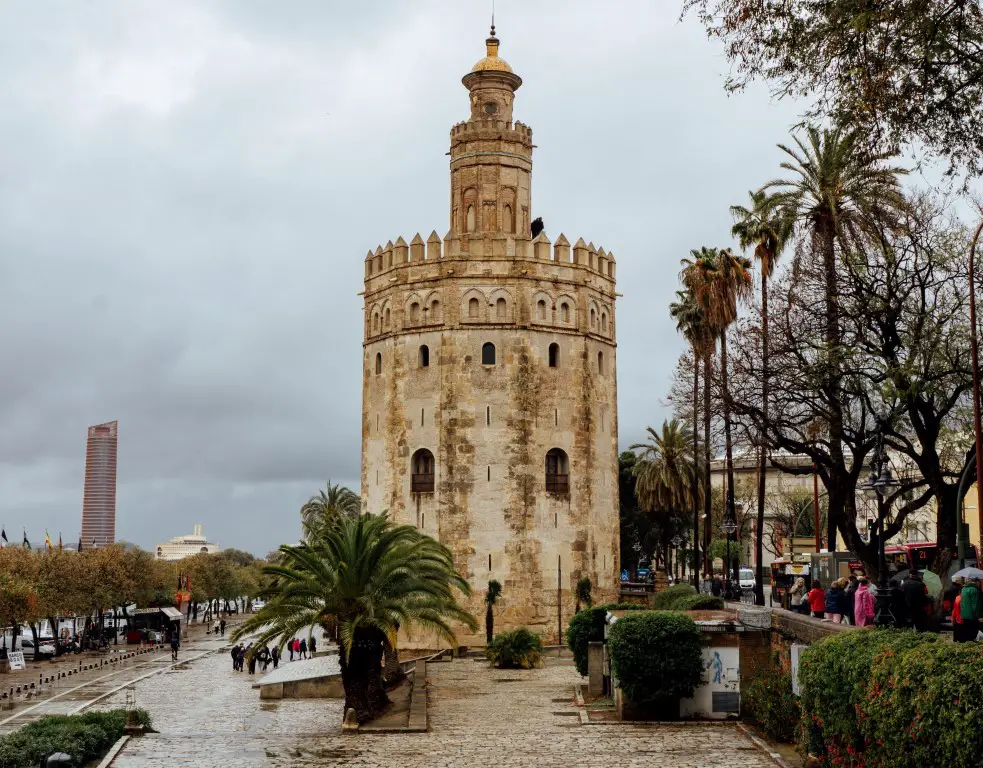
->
[860,423,901,627]
[671,535,683,582]
[721,518,738,600]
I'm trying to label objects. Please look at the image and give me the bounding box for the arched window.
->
[560,302,570,323]
[431,299,441,322]
[375,352,382,375]
[598,351,604,374]
[411,448,435,493]
[200,547,209,554]
[601,312,608,333]
[156,547,162,558]
[410,302,420,324]
[419,345,430,368]
[466,204,475,232]
[590,308,596,328]
[537,300,547,320]
[546,448,569,494]
[469,297,480,319]
[372,313,380,333]
[384,308,391,328]
[496,297,507,320]
[548,343,559,368]
[482,342,496,365]
[504,204,514,233]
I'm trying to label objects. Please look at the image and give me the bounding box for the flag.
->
[45,531,53,552]
[0,528,7,549]
[77,535,82,553]
[58,533,62,552]
[22,530,30,549]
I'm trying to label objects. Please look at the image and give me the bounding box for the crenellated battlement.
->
[363,230,616,286]
[449,119,533,144]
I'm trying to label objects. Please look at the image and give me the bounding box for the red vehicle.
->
[883,542,978,576]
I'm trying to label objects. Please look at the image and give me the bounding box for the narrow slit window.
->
[548,343,559,368]
[375,353,382,375]
[496,297,507,320]
[537,300,547,320]
[421,408,425,427]
[560,302,570,323]
[555,408,558,426]
[419,344,430,368]
[466,204,475,232]
[469,297,479,319]
[487,465,491,481]
[488,553,492,571]
[598,351,604,374]
[486,405,490,426]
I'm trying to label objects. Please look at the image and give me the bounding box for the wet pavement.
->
[104,655,784,767]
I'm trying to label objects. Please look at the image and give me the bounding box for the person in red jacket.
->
[807,581,826,619]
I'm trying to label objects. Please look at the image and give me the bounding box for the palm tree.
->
[485,580,502,644]
[300,481,361,542]
[233,513,476,724]
[631,419,701,577]
[682,248,753,586]
[764,124,907,549]
[731,190,793,605]
[670,289,711,583]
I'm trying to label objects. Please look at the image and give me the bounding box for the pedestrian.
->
[230,644,239,670]
[901,570,930,631]
[789,577,807,613]
[943,576,964,618]
[807,580,826,620]
[824,578,847,623]
[953,588,967,642]
[843,573,859,625]
[237,645,246,671]
[309,636,317,656]
[220,618,226,637]
[170,633,180,662]
[854,577,875,626]
[247,644,257,675]
[289,638,295,661]
[300,638,308,660]
[959,576,983,641]
[271,645,280,669]
[711,575,722,597]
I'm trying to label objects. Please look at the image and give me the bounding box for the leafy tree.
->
[485,579,502,645]
[731,189,793,604]
[232,513,476,724]
[575,577,592,613]
[300,482,361,543]
[685,0,983,178]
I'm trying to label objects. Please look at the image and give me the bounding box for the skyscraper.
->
[81,420,118,548]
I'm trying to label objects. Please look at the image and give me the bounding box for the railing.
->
[411,474,434,493]
[546,474,569,494]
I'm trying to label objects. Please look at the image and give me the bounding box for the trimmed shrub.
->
[743,652,799,743]
[487,627,543,669]
[651,583,696,610]
[858,641,983,768]
[797,628,936,767]
[673,594,724,611]
[0,709,152,768]
[565,603,646,677]
[607,611,703,711]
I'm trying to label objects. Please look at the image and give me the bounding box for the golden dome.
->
[471,34,512,73]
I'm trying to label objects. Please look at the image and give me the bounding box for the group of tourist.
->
[229,635,318,675]
[787,571,983,640]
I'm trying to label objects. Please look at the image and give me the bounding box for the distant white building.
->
[155,524,220,561]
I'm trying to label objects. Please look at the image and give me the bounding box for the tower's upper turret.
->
[449,27,533,241]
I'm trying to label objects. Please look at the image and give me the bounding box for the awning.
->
[160,607,183,620]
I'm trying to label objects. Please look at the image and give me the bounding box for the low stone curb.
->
[95,735,130,768]
[735,723,796,768]
[356,657,433,734]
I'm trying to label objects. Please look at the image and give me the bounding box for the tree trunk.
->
[29,623,40,662]
[485,605,494,645]
[339,628,389,724]
[754,270,768,606]
[383,638,400,682]
[818,219,843,552]
[692,349,701,586]
[703,354,713,577]
[720,330,739,585]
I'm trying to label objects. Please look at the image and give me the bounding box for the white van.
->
[739,568,756,590]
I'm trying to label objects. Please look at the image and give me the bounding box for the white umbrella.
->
[952,567,983,581]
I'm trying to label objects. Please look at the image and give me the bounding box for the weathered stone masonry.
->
[360,28,620,645]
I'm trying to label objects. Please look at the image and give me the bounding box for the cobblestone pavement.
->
[108,654,782,767]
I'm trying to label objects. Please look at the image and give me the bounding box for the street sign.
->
[8,651,25,670]
[636,568,650,579]
[620,569,629,582]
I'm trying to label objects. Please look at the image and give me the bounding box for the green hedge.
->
[487,627,543,669]
[743,652,799,743]
[0,709,151,768]
[607,611,703,711]
[673,594,724,611]
[651,583,696,610]
[565,603,645,677]
[797,629,938,767]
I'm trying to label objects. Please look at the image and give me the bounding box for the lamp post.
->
[721,518,738,600]
[671,535,683,583]
[860,423,901,627]
[968,220,983,556]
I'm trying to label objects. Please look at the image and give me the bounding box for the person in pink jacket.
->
[854,577,876,626]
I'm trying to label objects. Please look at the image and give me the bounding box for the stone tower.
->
[360,26,619,645]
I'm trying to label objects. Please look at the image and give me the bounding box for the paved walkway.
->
[103,654,782,767]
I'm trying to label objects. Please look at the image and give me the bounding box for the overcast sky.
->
[0,1,809,555]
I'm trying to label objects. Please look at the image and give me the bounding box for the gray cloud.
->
[0,1,802,554]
